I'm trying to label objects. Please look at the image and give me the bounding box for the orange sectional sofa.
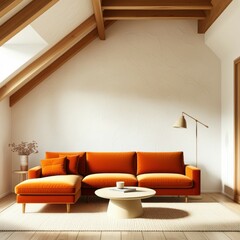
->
[15,151,200,213]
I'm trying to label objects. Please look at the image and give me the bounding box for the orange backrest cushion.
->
[137,152,185,175]
[45,152,86,175]
[59,154,79,175]
[86,152,136,174]
[41,157,66,177]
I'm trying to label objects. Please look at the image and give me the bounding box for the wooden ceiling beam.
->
[9,20,114,106]
[0,15,97,102]
[0,0,59,46]
[102,0,213,10]
[0,0,23,18]
[9,29,99,107]
[92,0,105,40]
[104,10,206,20]
[198,0,232,33]
[95,0,233,37]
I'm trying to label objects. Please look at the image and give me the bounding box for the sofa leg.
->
[22,203,26,213]
[185,196,188,203]
[66,204,70,213]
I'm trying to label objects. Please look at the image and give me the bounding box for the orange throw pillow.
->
[41,157,66,177]
[59,154,79,174]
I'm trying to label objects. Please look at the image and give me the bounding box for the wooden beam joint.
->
[92,0,105,40]
[198,0,232,33]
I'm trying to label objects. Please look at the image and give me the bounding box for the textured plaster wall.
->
[12,20,221,192]
[205,0,240,197]
[0,98,11,198]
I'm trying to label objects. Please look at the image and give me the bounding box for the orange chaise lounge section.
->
[15,151,200,213]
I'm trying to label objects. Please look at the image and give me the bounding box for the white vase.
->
[19,155,28,171]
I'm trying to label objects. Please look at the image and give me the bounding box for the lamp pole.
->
[181,112,208,167]
[174,112,208,167]
[196,121,198,168]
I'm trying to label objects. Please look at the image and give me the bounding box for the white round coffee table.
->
[95,187,156,218]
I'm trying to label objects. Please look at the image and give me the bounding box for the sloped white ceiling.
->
[205,1,237,59]
[0,26,47,87]
[30,0,93,47]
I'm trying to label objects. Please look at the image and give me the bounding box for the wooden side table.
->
[13,170,28,182]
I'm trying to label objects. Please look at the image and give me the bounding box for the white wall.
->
[205,0,240,197]
[12,20,221,192]
[0,98,12,198]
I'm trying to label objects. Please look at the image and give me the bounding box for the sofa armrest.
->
[185,165,201,193]
[28,166,42,179]
[185,165,200,179]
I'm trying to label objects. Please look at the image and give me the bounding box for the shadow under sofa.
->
[15,151,201,213]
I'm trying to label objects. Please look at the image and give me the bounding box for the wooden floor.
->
[0,193,240,240]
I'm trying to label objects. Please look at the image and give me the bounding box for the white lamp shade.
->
[173,116,187,128]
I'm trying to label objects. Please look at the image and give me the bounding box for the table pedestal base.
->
[107,199,143,218]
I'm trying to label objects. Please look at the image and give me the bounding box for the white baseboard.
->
[223,185,235,200]
[0,191,12,199]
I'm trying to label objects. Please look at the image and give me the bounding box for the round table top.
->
[95,187,156,201]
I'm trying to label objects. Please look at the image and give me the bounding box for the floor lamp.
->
[173,112,208,167]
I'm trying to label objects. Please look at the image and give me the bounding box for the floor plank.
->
[7,232,36,240]
[0,193,15,212]
[164,232,187,240]
[210,193,240,214]
[57,231,79,240]
[224,232,240,240]
[142,231,166,240]
[101,232,121,240]
[76,232,101,240]
[122,232,144,240]
[163,232,187,240]
[0,232,14,240]
[203,232,231,240]
[31,232,60,240]
[184,232,208,240]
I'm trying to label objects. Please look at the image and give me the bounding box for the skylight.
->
[0,25,48,87]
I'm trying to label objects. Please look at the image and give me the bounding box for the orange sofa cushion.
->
[137,152,185,175]
[86,152,136,174]
[15,175,82,195]
[41,157,66,177]
[45,152,86,175]
[137,173,193,188]
[17,194,80,204]
[82,173,137,188]
[59,154,79,175]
